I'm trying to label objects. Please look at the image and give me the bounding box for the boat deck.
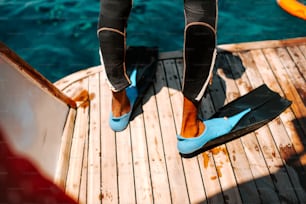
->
[54,38,306,204]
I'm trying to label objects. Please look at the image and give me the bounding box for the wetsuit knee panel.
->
[184,0,217,28]
[99,0,132,31]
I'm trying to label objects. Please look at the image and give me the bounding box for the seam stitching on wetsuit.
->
[195,48,217,101]
[97,27,125,36]
[185,22,216,33]
[99,49,117,92]
[98,28,130,92]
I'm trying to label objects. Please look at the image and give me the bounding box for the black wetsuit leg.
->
[98,0,132,92]
[183,0,218,103]
[98,0,217,99]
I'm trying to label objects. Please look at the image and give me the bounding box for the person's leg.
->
[98,0,132,117]
[180,97,206,138]
[180,0,217,138]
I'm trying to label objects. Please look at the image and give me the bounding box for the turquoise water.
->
[0,0,305,82]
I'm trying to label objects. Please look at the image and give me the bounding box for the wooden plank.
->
[239,131,281,203]
[54,66,103,91]
[159,37,306,60]
[0,42,76,108]
[142,86,172,203]
[239,51,297,202]
[287,46,306,80]
[232,51,302,202]
[99,72,118,204]
[163,59,207,203]
[159,50,182,60]
[299,44,306,58]
[56,37,306,203]
[54,108,77,189]
[250,49,305,121]
[116,124,136,203]
[214,61,253,204]
[198,151,225,203]
[206,54,250,203]
[62,81,90,108]
[154,61,189,203]
[176,58,225,203]
[87,73,102,204]
[198,98,225,203]
[211,146,243,204]
[221,53,263,203]
[61,81,81,97]
[218,37,306,53]
[248,49,303,202]
[226,136,261,204]
[263,47,306,132]
[260,48,306,201]
[276,47,306,106]
[65,78,89,201]
[129,107,153,203]
[263,48,306,152]
[79,129,89,204]
[217,52,278,203]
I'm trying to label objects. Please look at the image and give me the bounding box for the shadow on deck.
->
[1,38,305,204]
[54,38,306,203]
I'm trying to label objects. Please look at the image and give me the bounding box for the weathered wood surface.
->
[55,37,306,203]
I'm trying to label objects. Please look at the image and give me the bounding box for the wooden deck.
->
[54,37,306,204]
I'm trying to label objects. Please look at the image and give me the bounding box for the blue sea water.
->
[0,0,305,82]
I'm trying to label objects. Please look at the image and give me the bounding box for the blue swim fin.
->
[177,108,251,155]
[109,69,138,132]
[178,84,291,157]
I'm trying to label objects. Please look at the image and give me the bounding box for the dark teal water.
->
[1,0,305,82]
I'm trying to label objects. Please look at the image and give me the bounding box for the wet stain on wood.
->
[211,176,217,180]
[80,101,89,109]
[154,137,158,146]
[232,155,236,162]
[99,193,104,200]
[72,89,88,102]
[89,92,95,101]
[212,147,229,163]
[211,147,228,156]
[203,152,209,168]
[70,88,96,109]
[202,146,231,179]
[279,144,294,161]
[216,165,223,178]
[202,147,229,179]
[101,191,113,201]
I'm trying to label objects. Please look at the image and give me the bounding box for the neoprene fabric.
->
[126,46,158,111]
